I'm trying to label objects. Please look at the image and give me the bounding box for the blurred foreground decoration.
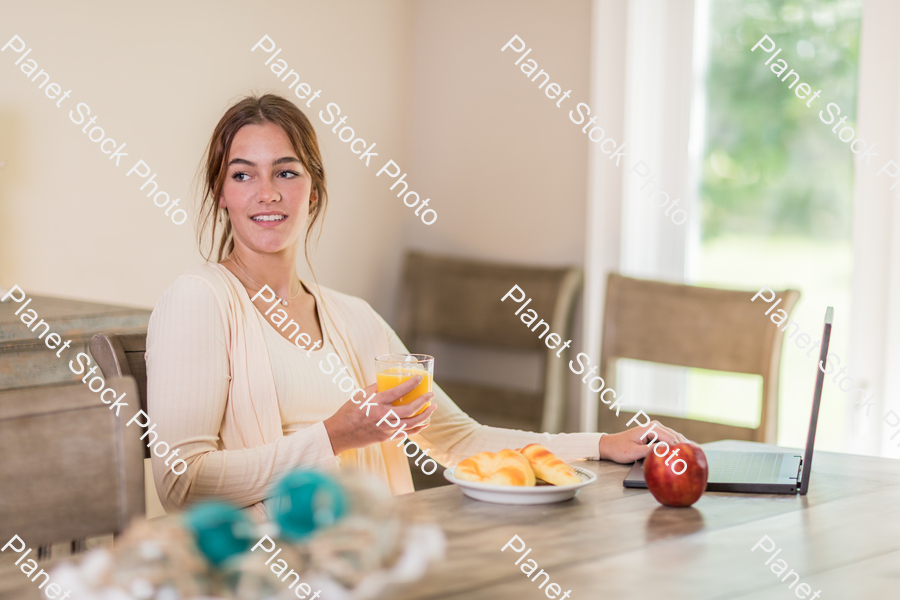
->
[47,470,446,600]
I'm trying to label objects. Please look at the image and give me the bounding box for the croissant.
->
[517,444,581,486]
[455,449,536,486]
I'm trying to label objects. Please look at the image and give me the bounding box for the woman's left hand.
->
[598,420,690,463]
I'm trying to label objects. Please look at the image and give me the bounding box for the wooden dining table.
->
[1,440,897,600]
[391,439,900,599]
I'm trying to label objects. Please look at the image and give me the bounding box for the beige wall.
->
[403,0,591,269]
[0,0,415,316]
[1,0,591,310]
[401,0,593,430]
[1,0,592,429]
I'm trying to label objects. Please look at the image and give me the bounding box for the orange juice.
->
[376,366,432,416]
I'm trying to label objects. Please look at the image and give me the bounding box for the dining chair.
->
[397,250,583,489]
[91,332,149,455]
[598,273,800,443]
[91,332,169,519]
[0,377,145,548]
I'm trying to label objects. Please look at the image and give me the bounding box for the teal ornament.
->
[183,501,254,566]
[272,471,347,541]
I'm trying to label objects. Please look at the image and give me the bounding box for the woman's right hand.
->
[323,376,436,456]
[598,420,689,463]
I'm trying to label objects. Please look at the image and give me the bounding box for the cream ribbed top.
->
[146,263,603,516]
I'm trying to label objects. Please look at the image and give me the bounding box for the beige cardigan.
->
[147,263,603,518]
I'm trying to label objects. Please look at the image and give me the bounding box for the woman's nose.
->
[257,176,280,202]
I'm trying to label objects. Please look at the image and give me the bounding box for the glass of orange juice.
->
[375,354,434,416]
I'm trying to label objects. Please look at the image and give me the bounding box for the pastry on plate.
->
[517,444,582,486]
[454,449,536,486]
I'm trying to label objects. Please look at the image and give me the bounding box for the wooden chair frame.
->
[397,250,583,434]
[91,332,150,457]
[0,377,145,547]
[598,273,800,443]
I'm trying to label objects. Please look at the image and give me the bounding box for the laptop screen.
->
[799,307,832,495]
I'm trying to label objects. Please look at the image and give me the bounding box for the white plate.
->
[443,465,597,505]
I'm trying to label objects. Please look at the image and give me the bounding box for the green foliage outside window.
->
[701,0,862,241]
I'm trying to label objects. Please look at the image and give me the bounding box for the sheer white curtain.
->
[848,0,900,459]
[579,0,627,432]
[580,0,702,430]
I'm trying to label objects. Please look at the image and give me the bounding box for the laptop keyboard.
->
[709,452,785,483]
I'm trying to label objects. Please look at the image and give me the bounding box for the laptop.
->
[623,306,832,495]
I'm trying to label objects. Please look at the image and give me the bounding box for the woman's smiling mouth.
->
[251,212,288,226]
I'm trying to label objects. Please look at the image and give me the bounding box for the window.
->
[611,0,862,451]
[690,0,862,450]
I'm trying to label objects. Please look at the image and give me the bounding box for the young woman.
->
[146,94,686,519]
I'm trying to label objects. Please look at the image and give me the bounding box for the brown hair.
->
[197,94,328,264]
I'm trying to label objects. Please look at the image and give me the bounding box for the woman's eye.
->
[231,172,250,182]
[279,170,300,179]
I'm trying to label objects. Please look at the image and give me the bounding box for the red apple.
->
[644,443,708,507]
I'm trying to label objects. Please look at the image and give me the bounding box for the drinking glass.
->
[374,354,434,416]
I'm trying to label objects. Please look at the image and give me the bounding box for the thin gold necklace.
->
[230,259,302,307]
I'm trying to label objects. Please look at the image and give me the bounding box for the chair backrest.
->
[91,332,149,457]
[398,250,582,434]
[0,376,145,546]
[599,273,800,443]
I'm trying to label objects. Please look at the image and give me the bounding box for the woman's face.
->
[220,122,315,256]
